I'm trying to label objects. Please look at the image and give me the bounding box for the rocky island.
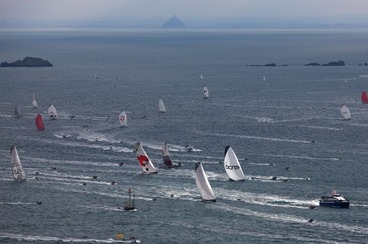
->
[162,15,185,28]
[1,57,53,67]
[305,60,345,66]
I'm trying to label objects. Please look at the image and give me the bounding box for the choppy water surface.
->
[1,29,368,243]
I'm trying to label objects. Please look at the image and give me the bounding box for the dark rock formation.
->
[162,15,185,28]
[1,57,53,67]
[305,63,321,66]
[305,60,345,66]
[246,63,288,67]
[322,60,345,66]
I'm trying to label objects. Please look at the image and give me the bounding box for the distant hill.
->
[162,15,185,28]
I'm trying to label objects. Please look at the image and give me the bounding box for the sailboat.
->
[158,99,166,113]
[194,162,216,202]
[32,93,39,108]
[203,86,209,99]
[10,145,26,181]
[35,113,45,131]
[14,104,21,118]
[200,74,204,80]
[224,146,245,181]
[134,142,158,174]
[48,105,58,120]
[362,91,368,104]
[263,75,266,82]
[340,105,351,120]
[123,188,136,211]
[160,142,181,169]
[119,111,128,127]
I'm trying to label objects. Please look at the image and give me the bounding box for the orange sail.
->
[35,114,45,131]
[362,91,368,104]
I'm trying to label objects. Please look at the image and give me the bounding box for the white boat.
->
[123,188,136,211]
[48,105,58,120]
[160,142,181,169]
[224,146,245,181]
[119,111,128,127]
[340,105,351,120]
[263,75,266,82]
[203,86,209,99]
[158,99,166,113]
[200,74,204,80]
[134,142,158,174]
[194,162,216,202]
[32,93,38,108]
[10,145,26,181]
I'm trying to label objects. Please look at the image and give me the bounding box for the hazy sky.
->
[1,0,368,21]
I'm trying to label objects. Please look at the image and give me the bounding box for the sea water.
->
[0,28,368,243]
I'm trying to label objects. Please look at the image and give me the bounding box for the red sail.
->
[362,91,368,104]
[35,114,45,131]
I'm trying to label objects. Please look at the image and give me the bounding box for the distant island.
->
[246,63,288,67]
[305,60,345,66]
[1,57,53,67]
[162,15,185,28]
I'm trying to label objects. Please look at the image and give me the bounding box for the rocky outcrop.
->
[1,57,53,67]
[305,60,345,66]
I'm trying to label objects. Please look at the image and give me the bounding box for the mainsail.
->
[362,91,368,104]
[35,113,45,131]
[134,142,158,174]
[194,162,216,202]
[203,86,209,99]
[340,105,351,120]
[10,145,26,181]
[119,111,128,127]
[48,105,58,120]
[158,99,166,113]
[32,93,38,108]
[224,146,245,181]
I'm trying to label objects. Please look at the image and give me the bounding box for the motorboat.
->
[319,190,350,208]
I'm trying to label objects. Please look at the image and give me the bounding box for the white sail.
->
[195,162,216,202]
[32,93,38,108]
[340,105,351,120]
[158,99,166,113]
[134,142,158,174]
[200,74,204,80]
[224,146,245,181]
[48,105,58,120]
[203,86,209,99]
[119,111,128,127]
[10,145,26,181]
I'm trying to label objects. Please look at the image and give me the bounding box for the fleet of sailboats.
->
[134,142,158,174]
[10,145,26,181]
[224,146,246,181]
[194,162,216,202]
